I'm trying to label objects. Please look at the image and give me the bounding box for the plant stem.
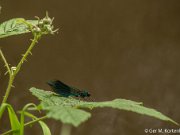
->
[1,116,47,135]
[1,75,14,104]
[0,49,14,104]
[13,34,41,76]
[60,124,72,135]
[24,115,47,126]
[0,34,41,104]
[0,49,11,75]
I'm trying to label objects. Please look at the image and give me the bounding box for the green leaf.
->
[45,105,91,127]
[0,103,20,134]
[29,88,91,127]
[30,87,179,126]
[0,18,38,38]
[80,99,179,125]
[38,121,51,135]
[7,106,20,135]
[30,89,91,127]
[0,103,7,118]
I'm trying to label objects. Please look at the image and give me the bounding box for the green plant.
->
[0,12,179,135]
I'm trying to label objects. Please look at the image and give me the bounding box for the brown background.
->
[0,0,180,135]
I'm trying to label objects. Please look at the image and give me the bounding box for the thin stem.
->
[60,124,72,135]
[0,49,11,75]
[13,34,41,76]
[1,116,47,135]
[1,34,41,104]
[1,75,14,104]
[0,49,14,104]
[24,115,47,126]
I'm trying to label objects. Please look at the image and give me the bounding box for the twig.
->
[13,34,41,76]
[0,49,11,76]
[0,49,14,104]
[1,34,41,104]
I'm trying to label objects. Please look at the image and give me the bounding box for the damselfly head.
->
[79,90,91,98]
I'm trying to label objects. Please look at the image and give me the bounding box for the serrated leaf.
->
[45,105,91,127]
[30,87,179,126]
[79,99,179,125]
[30,88,91,126]
[0,18,38,38]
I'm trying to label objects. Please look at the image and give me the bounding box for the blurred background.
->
[0,0,180,135]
